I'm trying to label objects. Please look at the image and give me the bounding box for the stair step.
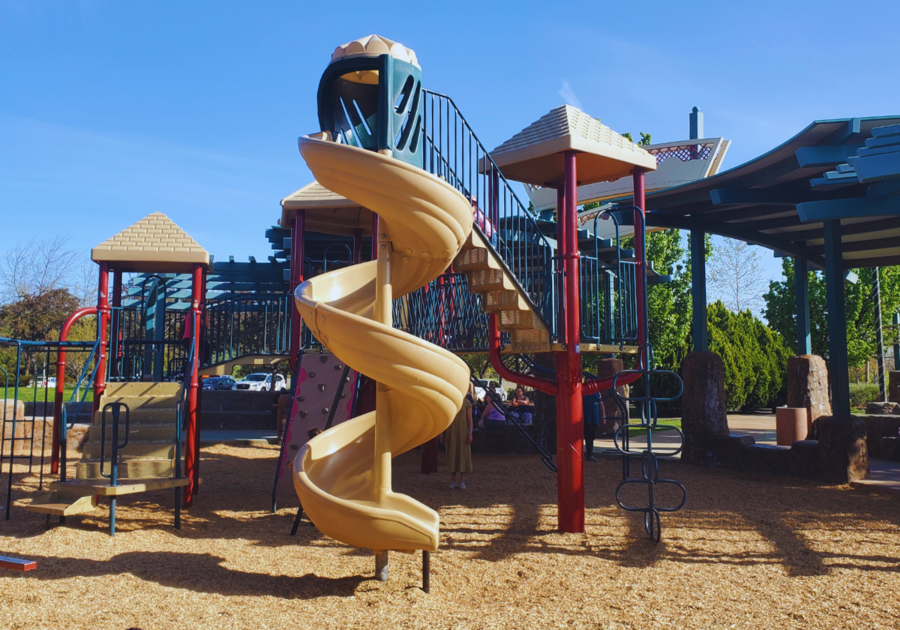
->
[96,395,178,411]
[88,424,178,443]
[512,328,551,353]
[455,246,496,272]
[23,489,99,516]
[498,310,534,330]
[102,382,183,398]
[91,408,178,426]
[82,442,175,460]
[467,269,508,291]
[479,289,529,312]
[77,458,175,480]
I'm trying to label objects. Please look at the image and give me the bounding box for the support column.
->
[690,229,707,352]
[794,257,811,355]
[555,150,584,534]
[824,219,850,417]
[372,217,394,576]
[873,267,887,402]
[184,263,203,506]
[93,262,110,413]
[289,211,306,372]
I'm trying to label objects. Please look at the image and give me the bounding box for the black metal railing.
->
[422,90,557,336]
[205,293,293,367]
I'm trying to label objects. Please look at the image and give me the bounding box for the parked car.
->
[202,376,237,391]
[233,373,286,392]
[473,379,506,402]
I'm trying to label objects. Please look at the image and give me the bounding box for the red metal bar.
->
[488,314,557,394]
[582,369,642,396]
[184,264,203,505]
[51,306,98,473]
[288,211,306,373]
[556,150,584,534]
[93,262,110,413]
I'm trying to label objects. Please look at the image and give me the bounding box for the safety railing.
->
[205,293,293,368]
[422,90,557,336]
[579,209,639,345]
[393,273,490,352]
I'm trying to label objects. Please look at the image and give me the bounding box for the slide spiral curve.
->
[292,133,474,552]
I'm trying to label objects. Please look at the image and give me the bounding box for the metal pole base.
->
[290,505,304,536]
[375,551,389,582]
[422,551,430,593]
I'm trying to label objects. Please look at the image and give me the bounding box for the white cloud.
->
[558,80,583,110]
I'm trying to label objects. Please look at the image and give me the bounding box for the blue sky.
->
[2,0,898,291]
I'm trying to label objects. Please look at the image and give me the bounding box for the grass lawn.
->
[3,386,93,404]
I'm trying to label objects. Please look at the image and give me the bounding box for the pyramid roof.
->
[92,212,209,273]
[280,181,374,237]
[490,105,657,187]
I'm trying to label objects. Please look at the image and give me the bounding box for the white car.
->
[233,373,287,392]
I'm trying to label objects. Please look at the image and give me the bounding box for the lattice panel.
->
[648,143,713,165]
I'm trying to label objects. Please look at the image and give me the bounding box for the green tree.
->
[763,259,900,367]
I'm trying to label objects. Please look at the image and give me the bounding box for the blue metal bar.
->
[690,229,708,352]
[794,256,812,355]
[824,219,851,416]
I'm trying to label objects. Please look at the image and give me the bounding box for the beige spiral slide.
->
[292,132,474,553]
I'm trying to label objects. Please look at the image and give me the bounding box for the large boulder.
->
[812,416,869,483]
[681,351,729,465]
[890,372,900,404]
[859,414,900,458]
[865,401,900,415]
[787,355,831,424]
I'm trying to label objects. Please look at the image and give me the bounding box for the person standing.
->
[441,382,474,489]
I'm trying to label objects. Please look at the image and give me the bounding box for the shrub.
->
[849,382,880,410]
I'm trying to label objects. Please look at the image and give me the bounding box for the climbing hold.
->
[334,364,343,370]
[402,256,410,264]
[299,410,308,418]
[318,384,327,391]
[319,356,328,363]
[298,396,305,402]
[322,407,329,414]
[309,372,316,378]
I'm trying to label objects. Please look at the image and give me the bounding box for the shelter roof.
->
[490,105,657,187]
[92,212,209,273]
[281,181,374,237]
[607,117,900,269]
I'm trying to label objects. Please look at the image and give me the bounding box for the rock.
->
[745,444,792,475]
[859,414,900,458]
[680,351,729,465]
[594,358,626,434]
[714,433,756,471]
[790,440,820,477]
[787,355,831,424]
[890,372,900,404]
[866,401,900,415]
[880,437,900,462]
[1,399,25,421]
[812,416,869,483]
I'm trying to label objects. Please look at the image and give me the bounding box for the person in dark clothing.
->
[583,390,601,462]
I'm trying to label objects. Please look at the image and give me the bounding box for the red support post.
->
[51,306,98,473]
[289,211,306,373]
[93,262,110,414]
[555,150,585,534]
[184,264,203,505]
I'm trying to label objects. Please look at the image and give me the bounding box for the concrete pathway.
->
[595,412,900,495]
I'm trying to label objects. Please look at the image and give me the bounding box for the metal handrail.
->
[475,380,556,473]
[99,402,130,484]
[422,90,557,336]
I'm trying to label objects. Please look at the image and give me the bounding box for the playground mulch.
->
[2,444,899,629]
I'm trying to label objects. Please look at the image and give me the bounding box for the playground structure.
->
[3,34,755,561]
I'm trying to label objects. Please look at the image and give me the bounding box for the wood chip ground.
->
[1,444,898,629]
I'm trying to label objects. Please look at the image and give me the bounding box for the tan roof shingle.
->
[92,212,209,273]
